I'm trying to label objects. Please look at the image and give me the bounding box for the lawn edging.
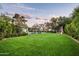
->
[65,34,79,44]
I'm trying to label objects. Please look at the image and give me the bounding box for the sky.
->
[0,3,79,27]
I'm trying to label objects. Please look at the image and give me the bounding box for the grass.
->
[0,33,79,56]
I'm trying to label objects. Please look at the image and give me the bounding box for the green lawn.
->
[0,33,79,56]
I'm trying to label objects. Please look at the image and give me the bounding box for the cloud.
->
[0,3,50,26]
[20,14,32,19]
[14,5,35,10]
[35,16,48,21]
[9,4,36,10]
[35,17,42,20]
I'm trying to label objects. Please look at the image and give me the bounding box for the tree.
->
[0,15,12,39]
[0,13,28,40]
[65,6,79,40]
[32,24,39,32]
[57,16,70,34]
[13,13,28,36]
[50,16,70,34]
[50,17,58,31]
[71,7,79,19]
[44,22,52,32]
